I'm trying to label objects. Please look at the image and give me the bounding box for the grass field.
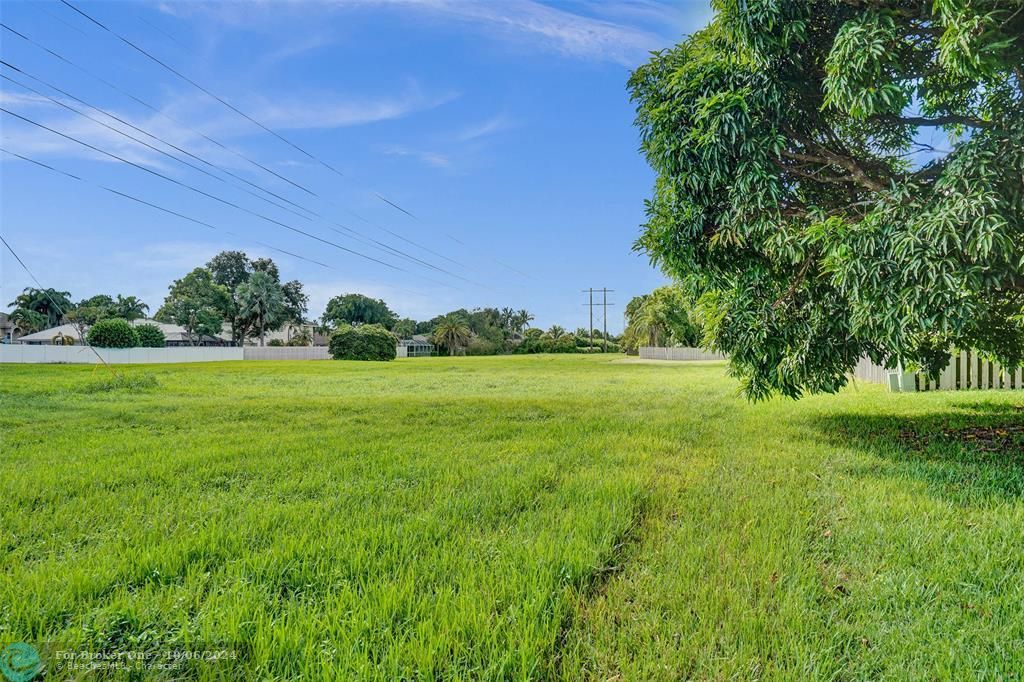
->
[2,355,1023,679]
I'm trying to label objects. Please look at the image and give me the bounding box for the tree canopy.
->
[622,286,702,353]
[322,293,398,329]
[156,268,230,345]
[630,0,1023,399]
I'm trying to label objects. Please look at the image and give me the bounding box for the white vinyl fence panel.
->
[638,346,727,361]
[243,346,331,361]
[0,345,243,364]
[852,350,1024,391]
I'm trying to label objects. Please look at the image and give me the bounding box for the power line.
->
[51,2,517,273]
[0,22,483,276]
[0,232,113,368]
[0,147,332,270]
[59,0,356,184]
[0,59,479,280]
[0,69,313,222]
[0,106,412,273]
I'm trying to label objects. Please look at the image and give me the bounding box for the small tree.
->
[134,323,166,348]
[329,324,397,361]
[432,320,472,356]
[86,318,138,348]
[157,268,229,345]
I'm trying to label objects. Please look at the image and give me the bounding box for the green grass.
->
[2,355,1023,679]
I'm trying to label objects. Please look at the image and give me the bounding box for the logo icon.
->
[0,643,41,682]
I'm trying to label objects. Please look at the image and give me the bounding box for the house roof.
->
[17,323,83,342]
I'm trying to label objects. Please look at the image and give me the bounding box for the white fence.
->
[638,346,727,361]
[853,350,1024,391]
[1,344,410,364]
[243,346,331,361]
[0,345,243,364]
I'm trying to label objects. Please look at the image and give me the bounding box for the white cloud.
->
[380,145,450,168]
[242,86,459,131]
[455,114,514,142]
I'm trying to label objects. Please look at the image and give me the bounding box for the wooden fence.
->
[852,350,1024,391]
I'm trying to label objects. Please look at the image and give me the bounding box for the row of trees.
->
[7,289,149,336]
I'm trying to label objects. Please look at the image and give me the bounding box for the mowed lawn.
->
[2,355,1023,679]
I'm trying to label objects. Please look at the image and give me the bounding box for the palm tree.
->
[514,309,534,332]
[237,271,285,346]
[114,295,149,321]
[9,287,73,327]
[10,308,47,334]
[500,307,516,332]
[432,320,472,356]
[545,325,567,340]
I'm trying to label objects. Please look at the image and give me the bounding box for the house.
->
[0,313,19,344]
[16,323,84,345]
[130,319,230,347]
[399,335,435,357]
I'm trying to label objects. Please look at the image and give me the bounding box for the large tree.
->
[156,268,230,345]
[206,251,307,344]
[322,293,398,329]
[630,0,1023,399]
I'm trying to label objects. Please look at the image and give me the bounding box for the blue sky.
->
[1,0,713,331]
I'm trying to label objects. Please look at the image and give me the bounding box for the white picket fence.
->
[638,346,727,361]
[854,350,1024,391]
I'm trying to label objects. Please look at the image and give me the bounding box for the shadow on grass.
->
[813,399,1024,504]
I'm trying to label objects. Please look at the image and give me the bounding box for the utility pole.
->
[582,288,614,351]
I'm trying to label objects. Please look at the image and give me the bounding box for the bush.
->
[329,324,397,361]
[86,318,138,348]
[268,339,284,347]
[466,338,500,356]
[286,338,308,347]
[134,323,166,348]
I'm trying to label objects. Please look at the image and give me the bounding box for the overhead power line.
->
[0,60,475,280]
[0,147,332,270]
[0,22,482,277]
[0,106,411,273]
[0,231,113,368]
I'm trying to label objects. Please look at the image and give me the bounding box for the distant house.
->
[16,323,83,346]
[130,319,230,347]
[0,313,19,344]
[399,335,435,357]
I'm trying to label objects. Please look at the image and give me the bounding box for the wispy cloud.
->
[381,145,451,168]
[348,0,669,66]
[456,114,514,142]
[243,86,459,131]
[154,0,674,66]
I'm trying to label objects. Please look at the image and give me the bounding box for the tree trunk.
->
[259,318,265,347]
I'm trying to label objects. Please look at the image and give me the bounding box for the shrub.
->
[134,323,166,348]
[86,318,138,348]
[466,338,500,356]
[329,324,397,361]
[267,339,284,347]
[286,337,308,347]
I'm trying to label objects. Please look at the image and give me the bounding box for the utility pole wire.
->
[0,63,467,279]
[0,233,114,370]
[0,24,487,278]
[0,106,416,273]
[49,5,534,282]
